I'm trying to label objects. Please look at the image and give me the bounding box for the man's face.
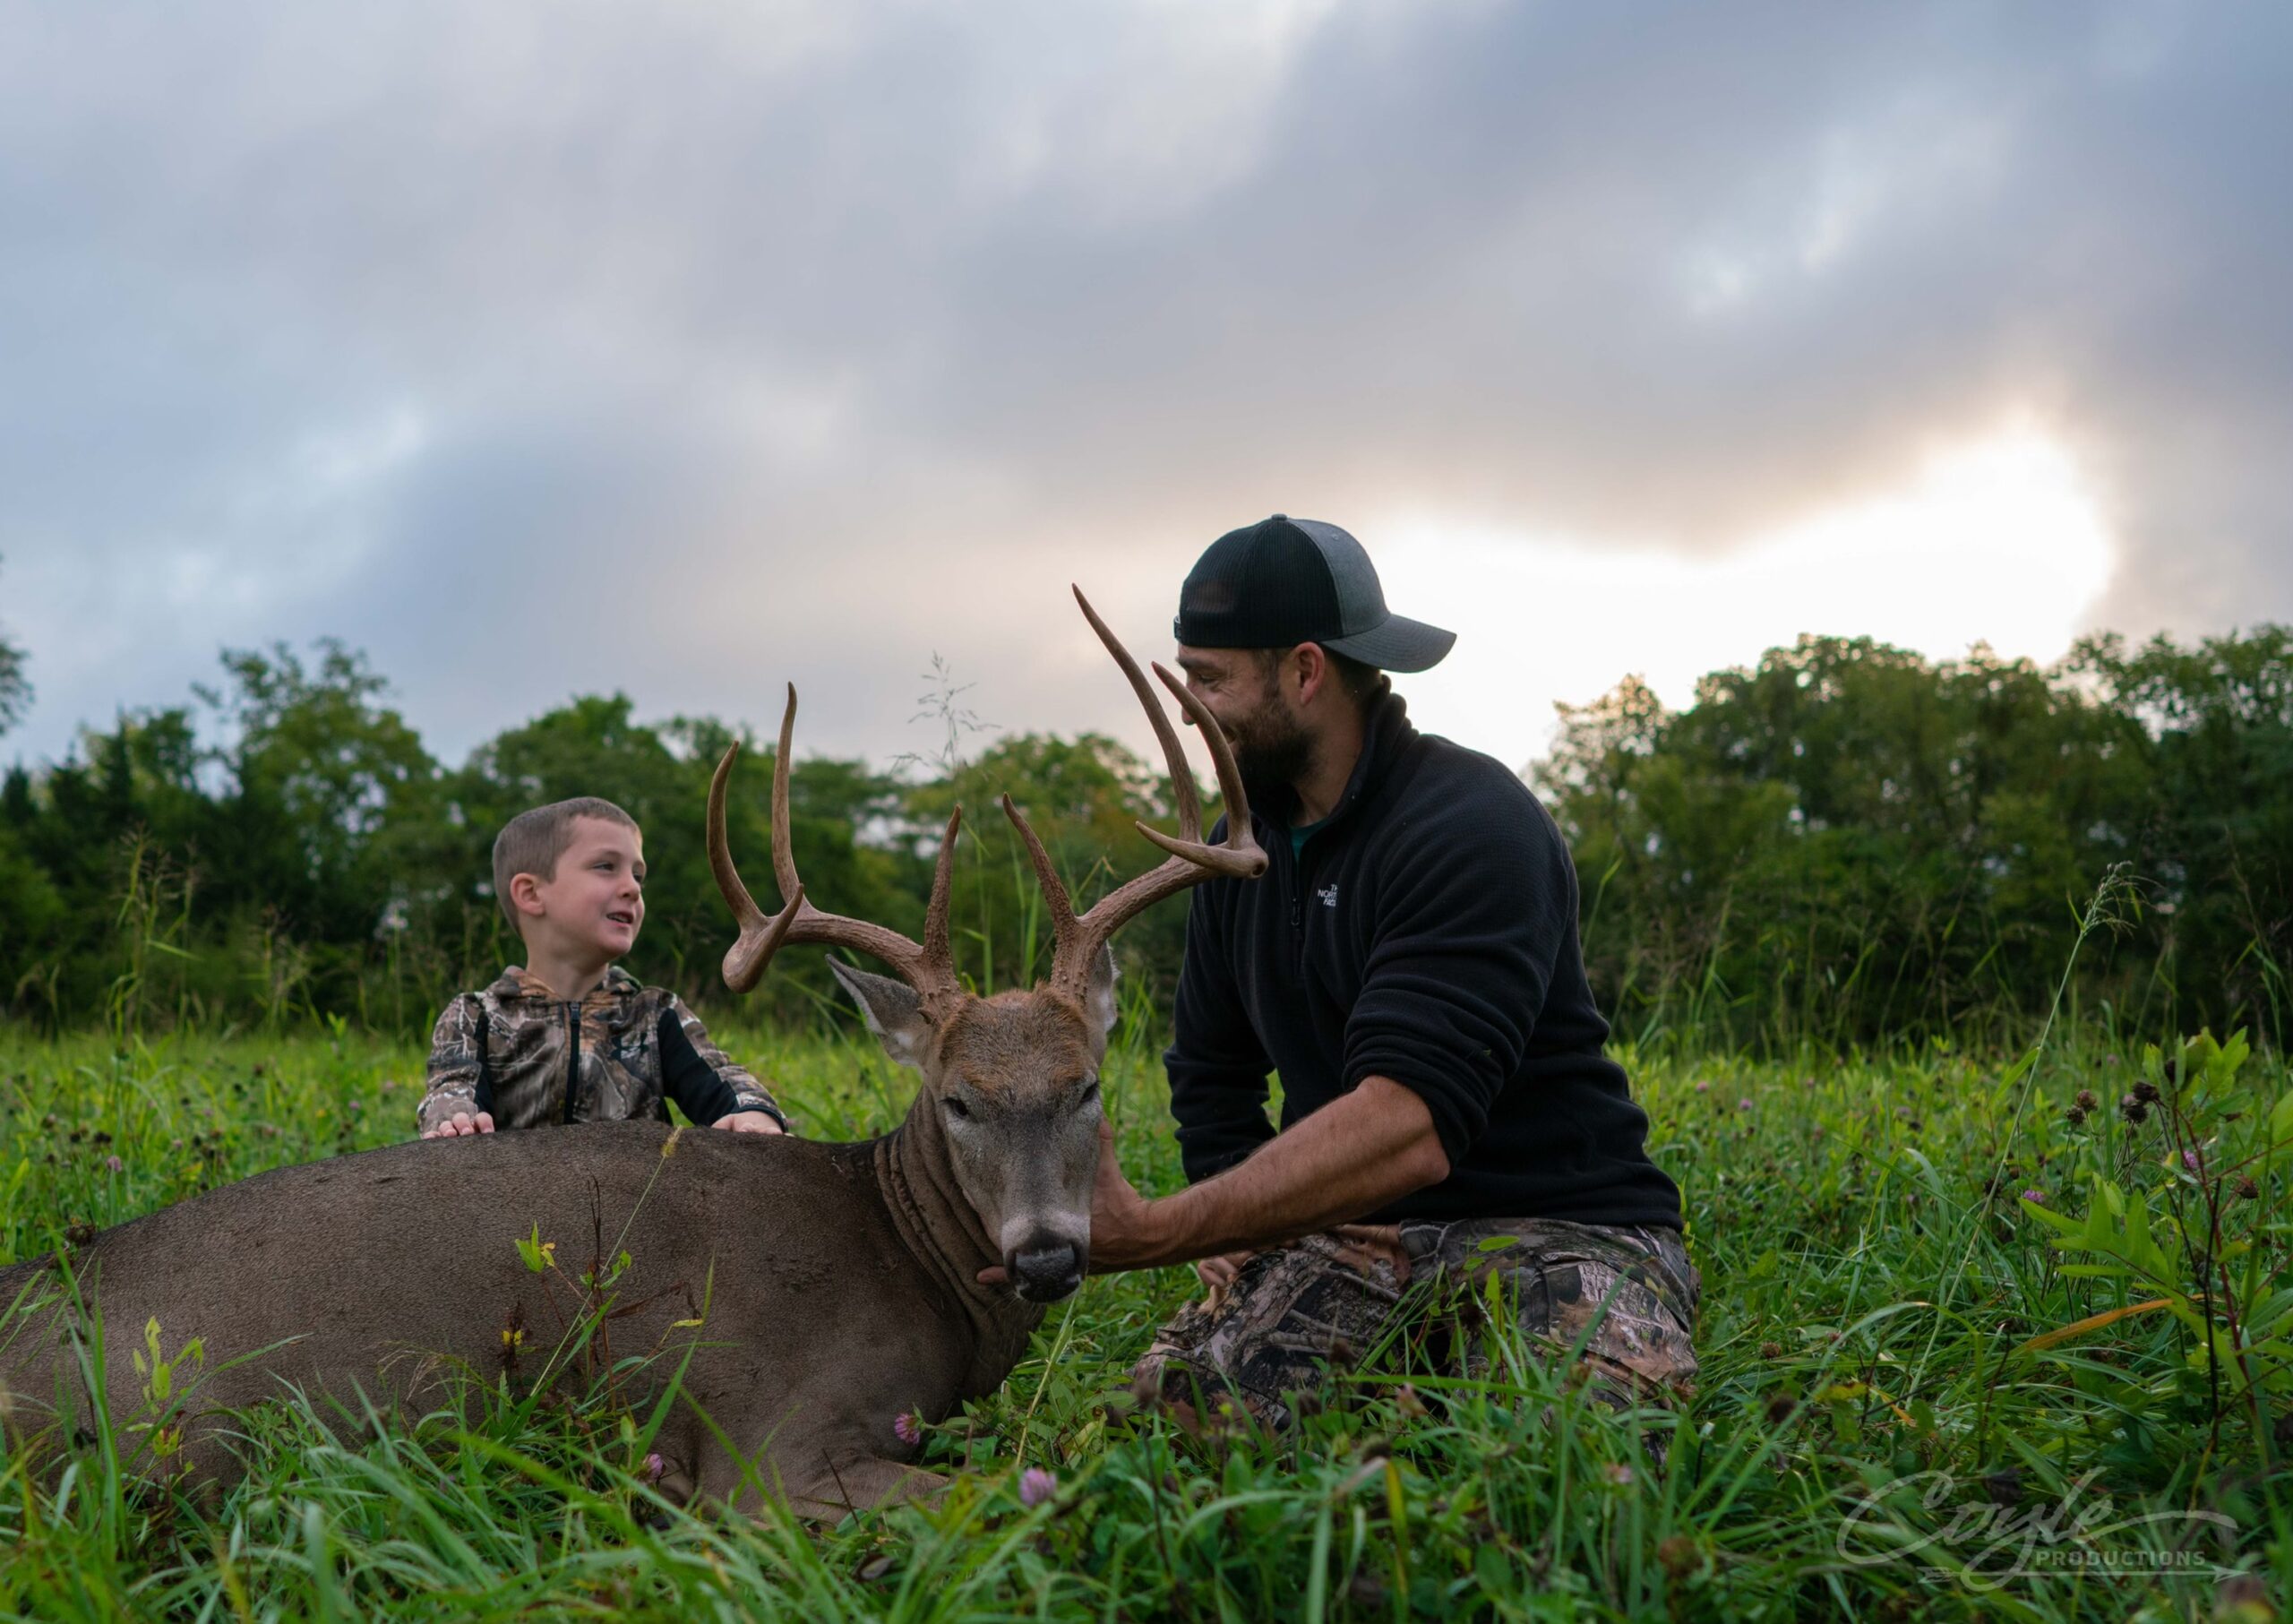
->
[522,816,647,961]
[1174,644,1315,786]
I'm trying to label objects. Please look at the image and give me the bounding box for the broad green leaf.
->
[2021,1199,2083,1235]
[2268,1090,2293,1151]
[2161,1297,2208,1334]
[2123,1191,2172,1283]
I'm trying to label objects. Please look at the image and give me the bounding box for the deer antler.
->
[1001,587,1267,1004]
[708,684,966,1018]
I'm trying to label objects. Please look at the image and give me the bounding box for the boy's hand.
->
[423,1110,495,1139]
[713,1111,785,1135]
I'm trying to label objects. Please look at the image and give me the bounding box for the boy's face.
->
[516,816,646,961]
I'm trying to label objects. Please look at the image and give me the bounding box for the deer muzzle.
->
[1009,1237,1086,1302]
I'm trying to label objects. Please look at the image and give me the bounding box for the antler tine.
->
[708,741,803,992]
[1133,660,1261,874]
[1072,586,1202,838]
[920,803,963,975]
[709,686,966,1011]
[1044,591,1267,1000]
[770,683,803,907]
[1000,793,1086,964]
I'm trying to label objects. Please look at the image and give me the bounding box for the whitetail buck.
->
[0,589,1264,1515]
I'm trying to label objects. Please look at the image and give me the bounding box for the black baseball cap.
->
[1173,515,1456,673]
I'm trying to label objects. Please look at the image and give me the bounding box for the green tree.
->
[193,641,441,981]
[2066,627,2293,1044]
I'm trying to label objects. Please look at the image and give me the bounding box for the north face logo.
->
[1316,883,1340,909]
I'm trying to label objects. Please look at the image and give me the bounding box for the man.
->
[1085,514,1697,1440]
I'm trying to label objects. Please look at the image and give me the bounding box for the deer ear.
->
[829,959,932,1070]
[1083,945,1119,1047]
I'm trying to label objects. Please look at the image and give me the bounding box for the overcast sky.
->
[3,1,2288,780]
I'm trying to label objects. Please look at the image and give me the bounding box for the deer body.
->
[2,589,1265,1516]
[0,1105,1045,1514]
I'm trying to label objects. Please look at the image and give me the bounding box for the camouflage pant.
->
[1132,1216,1701,1442]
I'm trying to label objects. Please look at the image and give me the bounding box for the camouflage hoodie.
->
[414,966,787,1136]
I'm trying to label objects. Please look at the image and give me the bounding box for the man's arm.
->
[1085,1077,1448,1272]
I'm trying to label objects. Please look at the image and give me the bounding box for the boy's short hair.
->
[492,797,641,931]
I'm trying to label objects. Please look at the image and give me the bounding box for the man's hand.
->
[422,1110,495,1139]
[1195,1250,1254,1292]
[1081,1118,1168,1272]
[712,1111,786,1135]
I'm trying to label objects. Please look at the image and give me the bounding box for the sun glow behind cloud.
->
[1374,425,2116,769]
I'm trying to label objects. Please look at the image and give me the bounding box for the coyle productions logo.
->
[1835,1468,2238,1592]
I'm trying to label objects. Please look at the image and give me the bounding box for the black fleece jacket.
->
[1164,692,1683,1229]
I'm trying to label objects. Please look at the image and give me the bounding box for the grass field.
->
[2,1018,2289,1621]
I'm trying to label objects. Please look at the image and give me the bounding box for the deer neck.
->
[873,1089,1043,1396]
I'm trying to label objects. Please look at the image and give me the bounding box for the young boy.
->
[416,795,789,1139]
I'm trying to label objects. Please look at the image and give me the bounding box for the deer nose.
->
[1010,1242,1083,1302]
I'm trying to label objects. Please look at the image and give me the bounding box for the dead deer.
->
[0,589,1263,1517]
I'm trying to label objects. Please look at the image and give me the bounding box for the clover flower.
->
[893,1411,922,1447]
[1018,1467,1058,1508]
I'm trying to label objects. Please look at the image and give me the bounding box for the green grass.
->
[3,1019,2290,1621]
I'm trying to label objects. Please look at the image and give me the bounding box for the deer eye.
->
[943,1096,973,1121]
[1075,1077,1100,1106]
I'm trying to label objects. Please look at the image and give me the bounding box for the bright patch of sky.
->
[1377,425,2114,768]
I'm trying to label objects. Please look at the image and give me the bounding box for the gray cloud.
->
[2,0,2287,774]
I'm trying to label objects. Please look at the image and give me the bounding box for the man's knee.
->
[1412,1216,1703,1402]
[1127,1233,1407,1433]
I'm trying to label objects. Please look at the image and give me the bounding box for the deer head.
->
[707,588,1266,1302]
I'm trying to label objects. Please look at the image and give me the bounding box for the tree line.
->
[0,628,1191,1036]
[1533,627,2291,1051]
[1,561,2285,1051]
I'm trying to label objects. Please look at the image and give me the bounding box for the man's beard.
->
[1223,689,1317,790]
